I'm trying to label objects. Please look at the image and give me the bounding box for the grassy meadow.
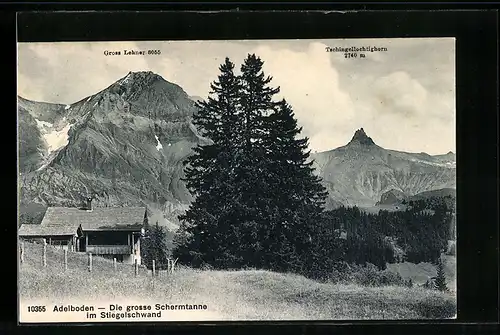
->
[19,241,456,320]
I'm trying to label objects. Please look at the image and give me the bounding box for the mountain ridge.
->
[18,72,456,227]
[310,128,455,208]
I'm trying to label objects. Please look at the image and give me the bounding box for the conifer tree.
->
[174,57,243,267]
[229,54,281,268]
[240,53,280,148]
[435,256,448,291]
[141,222,169,270]
[262,99,328,273]
[174,54,329,274]
[183,57,242,196]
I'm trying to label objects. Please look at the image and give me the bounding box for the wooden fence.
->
[19,240,178,278]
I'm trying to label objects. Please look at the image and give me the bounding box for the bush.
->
[141,222,169,270]
[351,263,406,287]
[328,262,407,287]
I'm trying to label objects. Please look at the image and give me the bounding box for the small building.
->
[18,201,147,265]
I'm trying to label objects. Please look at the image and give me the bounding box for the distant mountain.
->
[310,128,456,208]
[18,71,209,229]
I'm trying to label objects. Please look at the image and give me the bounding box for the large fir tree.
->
[262,99,328,273]
[173,57,243,268]
[173,54,329,274]
[228,54,282,268]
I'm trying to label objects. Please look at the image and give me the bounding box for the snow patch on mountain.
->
[155,134,163,151]
[36,162,50,172]
[35,119,53,129]
[44,123,73,154]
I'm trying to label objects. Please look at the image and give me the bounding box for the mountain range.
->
[310,128,456,208]
[18,71,456,228]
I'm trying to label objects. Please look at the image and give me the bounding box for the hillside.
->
[409,188,456,201]
[310,128,456,208]
[377,187,456,206]
[19,242,456,321]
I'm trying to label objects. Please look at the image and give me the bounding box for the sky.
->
[17,38,455,155]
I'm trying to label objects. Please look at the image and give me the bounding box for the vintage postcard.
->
[17,38,456,323]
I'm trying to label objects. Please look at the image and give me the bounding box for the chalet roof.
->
[18,206,147,237]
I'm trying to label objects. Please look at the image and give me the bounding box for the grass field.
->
[19,241,456,320]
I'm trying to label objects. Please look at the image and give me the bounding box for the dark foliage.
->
[173,54,327,275]
[302,196,454,281]
[141,221,169,270]
[435,256,448,292]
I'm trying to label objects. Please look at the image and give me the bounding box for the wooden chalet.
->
[18,200,147,265]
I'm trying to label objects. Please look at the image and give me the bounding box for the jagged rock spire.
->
[348,128,376,146]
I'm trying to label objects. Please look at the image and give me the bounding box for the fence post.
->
[64,249,68,271]
[134,259,138,277]
[113,258,117,271]
[88,253,92,272]
[20,242,24,264]
[42,240,47,267]
[172,258,179,273]
[152,260,155,277]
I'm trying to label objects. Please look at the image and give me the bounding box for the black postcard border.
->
[4,7,499,334]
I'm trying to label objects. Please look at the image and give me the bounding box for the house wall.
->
[87,231,129,245]
[133,233,141,263]
[82,231,142,265]
[124,235,141,265]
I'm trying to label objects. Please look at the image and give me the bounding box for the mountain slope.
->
[18,71,208,228]
[409,188,456,201]
[310,128,456,208]
[17,96,69,173]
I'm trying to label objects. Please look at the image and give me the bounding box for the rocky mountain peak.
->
[128,70,160,81]
[99,70,195,118]
[348,128,376,146]
[115,71,162,88]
